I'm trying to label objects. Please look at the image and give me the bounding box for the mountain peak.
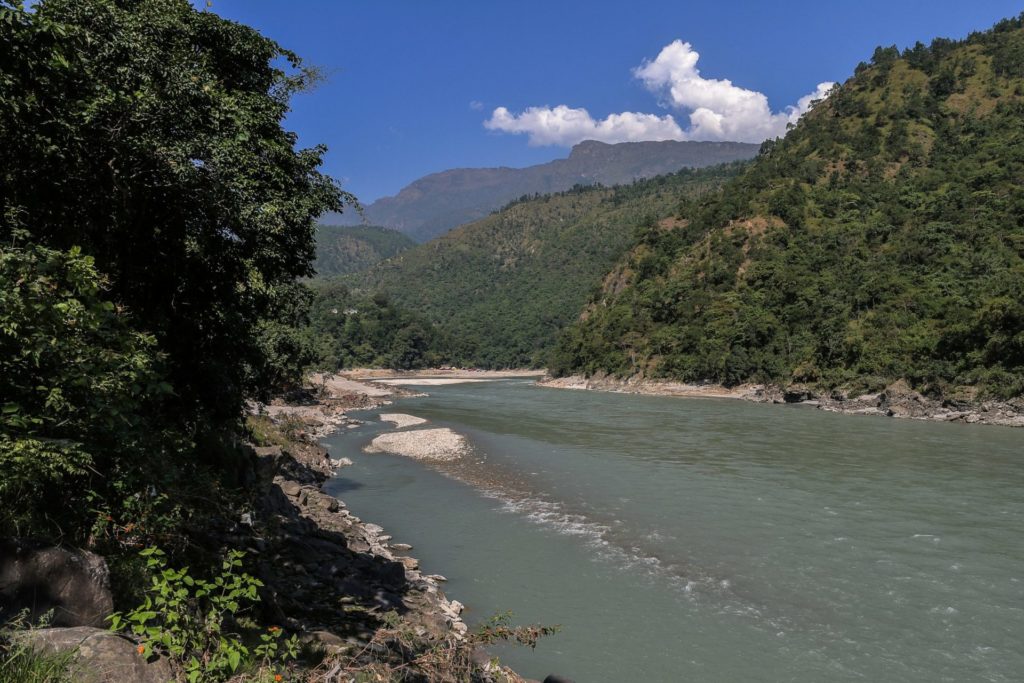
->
[333,139,759,242]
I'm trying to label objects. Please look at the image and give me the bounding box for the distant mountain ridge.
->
[330,140,759,242]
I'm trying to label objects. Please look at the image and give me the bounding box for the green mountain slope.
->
[551,16,1024,399]
[313,224,415,277]
[343,165,746,367]
[326,140,758,242]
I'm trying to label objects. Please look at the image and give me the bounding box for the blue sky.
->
[202,1,1024,203]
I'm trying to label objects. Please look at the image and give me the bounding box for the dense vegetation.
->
[325,139,758,242]
[313,224,415,277]
[551,17,1024,399]
[1,0,341,551]
[0,2,550,678]
[307,281,446,370]
[337,165,746,368]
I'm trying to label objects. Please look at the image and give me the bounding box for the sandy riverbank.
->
[374,378,500,386]
[539,374,763,400]
[539,374,1024,427]
[348,368,543,380]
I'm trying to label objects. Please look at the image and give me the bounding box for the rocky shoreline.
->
[4,372,551,682]
[539,374,1024,427]
[248,373,553,682]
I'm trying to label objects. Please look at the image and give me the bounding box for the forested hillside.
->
[328,140,758,242]
[314,224,415,276]
[339,164,746,367]
[551,16,1024,400]
[306,280,446,370]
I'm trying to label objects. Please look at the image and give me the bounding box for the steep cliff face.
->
[551,17,1024,401]
[330,140,758,242]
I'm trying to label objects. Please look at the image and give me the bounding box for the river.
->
[321,378,1024,682]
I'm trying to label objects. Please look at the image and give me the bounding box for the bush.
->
[0,242,176,540]
[109,548,298,683]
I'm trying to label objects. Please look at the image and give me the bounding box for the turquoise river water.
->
[321,379,1023,682]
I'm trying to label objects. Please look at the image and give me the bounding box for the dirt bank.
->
[539,374,1024,428]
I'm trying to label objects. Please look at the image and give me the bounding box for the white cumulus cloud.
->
[634,40,834,142]
[484,105,684,147]
[484,40,834,146]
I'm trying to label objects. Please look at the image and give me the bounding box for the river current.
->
[322,379,1024,682]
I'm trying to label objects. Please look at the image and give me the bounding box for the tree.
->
[0,0,346,431]
[0,242,173,536]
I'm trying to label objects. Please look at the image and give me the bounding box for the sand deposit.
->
[379,413,428,428]
[372,378,497,386]
[364,428,470,461]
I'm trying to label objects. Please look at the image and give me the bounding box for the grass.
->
[0,635,78,683]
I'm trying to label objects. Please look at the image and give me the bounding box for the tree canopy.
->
[1,0,344,428]
[0,0,343,541]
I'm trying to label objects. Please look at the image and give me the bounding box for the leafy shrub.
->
[0,242,175,539]
[109,548,297,683]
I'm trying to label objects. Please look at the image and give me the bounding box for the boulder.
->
[377,560,408,587]
[782,385,814,403]
[298,629,351,656]
[0,539,113,627]
[278,479,302,498]
[22,626,174,683]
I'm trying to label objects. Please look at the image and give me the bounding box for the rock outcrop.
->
[0,539,113,628]
[21,627,173,683]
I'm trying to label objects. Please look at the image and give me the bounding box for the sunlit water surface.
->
[322,380,1024,682]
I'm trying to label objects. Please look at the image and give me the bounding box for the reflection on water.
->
[323,380,1024,683]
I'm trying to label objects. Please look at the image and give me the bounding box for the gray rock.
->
[22,626,174,683]
[378,560,408,587]
[783,386,813,403]
[278,480,302,498]
[0,539,113,627]
[347,539,371,553]
[315,493,339,509]
[299,629,351,655]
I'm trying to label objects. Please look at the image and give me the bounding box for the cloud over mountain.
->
[486,40,834,146]
[484,105,684,147]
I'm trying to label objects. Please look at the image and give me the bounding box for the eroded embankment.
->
[247,374,536,682]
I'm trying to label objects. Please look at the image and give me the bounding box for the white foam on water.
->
[471,484,732,601]
[407,433,797,637]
